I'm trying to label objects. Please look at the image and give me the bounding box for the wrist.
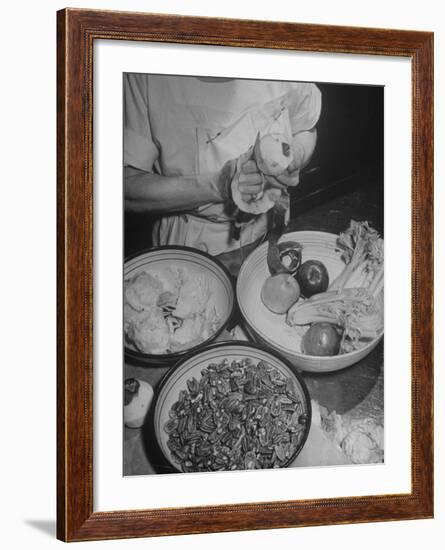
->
[197,162,236,204]
[196,171,223,203]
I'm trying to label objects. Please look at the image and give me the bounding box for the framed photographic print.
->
[57,8,434,542]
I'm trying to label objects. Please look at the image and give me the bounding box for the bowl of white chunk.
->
[124,247,235,366]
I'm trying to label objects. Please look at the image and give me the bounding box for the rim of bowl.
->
[124,246,236,364]
[236,231,384,362]
[147,340,312,474]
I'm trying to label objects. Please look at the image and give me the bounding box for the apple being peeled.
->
[254,133,293,176]
[261,273,301,314]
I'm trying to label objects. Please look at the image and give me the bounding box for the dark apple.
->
[296,260,329,298]
[302,322,341,356]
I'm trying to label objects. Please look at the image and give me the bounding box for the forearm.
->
[124,166,222,213]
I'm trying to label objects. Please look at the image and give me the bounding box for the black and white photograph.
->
[123,73,384,476]
[1,0,439,546]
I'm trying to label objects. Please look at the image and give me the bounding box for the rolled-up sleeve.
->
[124,74,159,171]
[285,83,322,135]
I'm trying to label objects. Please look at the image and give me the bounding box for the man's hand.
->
[266,156,301,188]
[236,148,265,203]
[216,147,268,207]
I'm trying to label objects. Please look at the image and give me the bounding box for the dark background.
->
[289,82,383,234]
[309,83,383,183]
[124,82,384,257]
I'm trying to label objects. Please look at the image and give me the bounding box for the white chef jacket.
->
[124,74,321,256]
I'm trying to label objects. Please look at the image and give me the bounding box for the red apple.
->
[302,323,341,356]
[296,260,329,298]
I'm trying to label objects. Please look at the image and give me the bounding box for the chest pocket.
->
[196,103,293,175]
[195,111,257,174]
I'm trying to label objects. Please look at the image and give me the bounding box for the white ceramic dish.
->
[124,246,235,366]
[236,231,383,373]
[148,342,312,473]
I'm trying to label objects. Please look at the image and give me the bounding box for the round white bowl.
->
[147,342,312,473]
[124,246,235,366]
[236,231,383,373]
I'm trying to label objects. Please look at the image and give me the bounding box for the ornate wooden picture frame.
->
[57,8,433,542]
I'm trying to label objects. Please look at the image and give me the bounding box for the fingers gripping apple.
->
[231,132,293,215]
